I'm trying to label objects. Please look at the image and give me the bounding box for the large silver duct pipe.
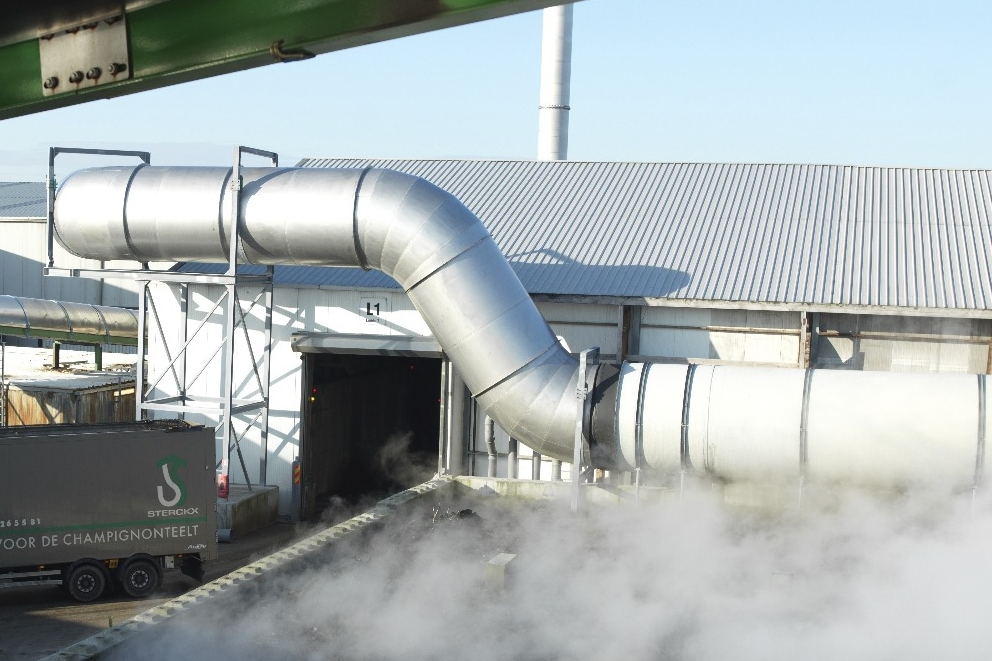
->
[54,165,586,462]
[0,295,138,343]
[537,3,573,160]
[53,165,991,490]
[609,363,990,489]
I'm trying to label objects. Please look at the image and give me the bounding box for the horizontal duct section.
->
[0,295,138,344]
[610,364,989,489]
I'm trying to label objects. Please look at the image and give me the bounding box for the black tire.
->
[119,558,160,598]
[66,561,107,603]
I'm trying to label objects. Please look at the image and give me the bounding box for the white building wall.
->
[0,219,166,307]
[147,282,433,515]
[815,313,991,373]
[537,302,618,357]
[639,307,802,366]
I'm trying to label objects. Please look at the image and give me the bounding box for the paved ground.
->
[0,521,304,660]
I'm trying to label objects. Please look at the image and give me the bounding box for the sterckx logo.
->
[156,455,188,507]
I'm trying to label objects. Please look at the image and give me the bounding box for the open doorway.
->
[301,352,441,519]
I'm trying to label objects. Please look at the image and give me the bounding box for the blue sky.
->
[1,0,990,181]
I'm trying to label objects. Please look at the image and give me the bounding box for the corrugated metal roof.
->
[9,373,135,393]
[277,159,992,313]
[0,182,46,219]
[16,158,966,313]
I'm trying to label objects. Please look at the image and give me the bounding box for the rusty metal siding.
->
[5,382,135,426]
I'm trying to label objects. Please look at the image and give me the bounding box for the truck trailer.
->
[0,420,217,602]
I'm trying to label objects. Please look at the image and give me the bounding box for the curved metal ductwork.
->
[54,165,585,461]
[0,295,138,344]
[53,165,991,489]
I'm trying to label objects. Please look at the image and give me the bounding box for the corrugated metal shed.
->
[0,182,46,219]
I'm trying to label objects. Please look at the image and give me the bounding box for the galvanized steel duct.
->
[53,165,991,489]
[610,363,991,489]
[0,295,138,344]
[54,165,585,462]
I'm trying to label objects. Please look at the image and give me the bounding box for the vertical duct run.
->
[53,165,992,490]
[537,3,573,160]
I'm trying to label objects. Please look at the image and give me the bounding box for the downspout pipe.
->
[485,415,497,478]
[53,165,595,463]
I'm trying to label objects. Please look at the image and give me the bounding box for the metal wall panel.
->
[816,314,992,373]
[638,307,801,365]
[536,301,618,356]
[0,219,155,307]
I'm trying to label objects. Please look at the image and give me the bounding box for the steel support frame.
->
[44,145,276,489]
[572,346,599,513]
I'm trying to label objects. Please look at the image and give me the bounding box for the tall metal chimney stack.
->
[537,4,573,160]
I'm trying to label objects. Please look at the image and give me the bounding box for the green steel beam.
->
[0,0,564,120]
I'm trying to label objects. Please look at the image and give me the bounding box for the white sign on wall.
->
[359,297,388,324]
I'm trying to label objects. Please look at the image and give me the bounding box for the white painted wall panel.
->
[0,220,165,307]
[816,314,990,374]
[148,283,436,514]
[638,307,801,365]
[537,302,618,356]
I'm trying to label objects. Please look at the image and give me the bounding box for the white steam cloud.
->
[110,485,992,660]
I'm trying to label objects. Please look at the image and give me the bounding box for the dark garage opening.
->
[303,352,441,515]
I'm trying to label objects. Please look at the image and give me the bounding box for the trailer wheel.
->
[119,558,160,598]
[66,561,107,603]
